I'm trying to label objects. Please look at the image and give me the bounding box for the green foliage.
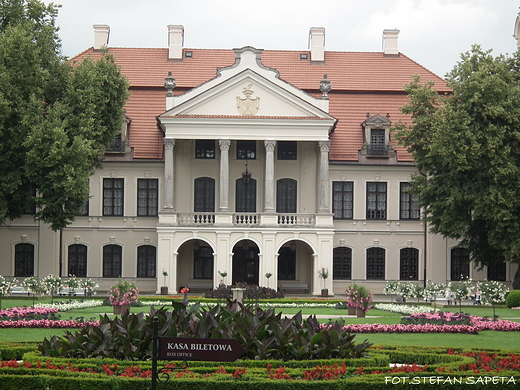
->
[39,301,372,361]
[0,0,128,230]
[203,283,284,300]
[395,45,520,287]
[505,290,520,308]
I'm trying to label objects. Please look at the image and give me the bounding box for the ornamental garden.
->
[0,276,520,389]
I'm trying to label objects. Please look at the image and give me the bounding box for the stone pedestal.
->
[232,288,246,305]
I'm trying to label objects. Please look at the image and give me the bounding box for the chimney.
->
[168,25,184,60]
[93,24,110,50]
[309,27,325,62]
[383,29,399,56]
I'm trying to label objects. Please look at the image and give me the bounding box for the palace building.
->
[1,25,516,294]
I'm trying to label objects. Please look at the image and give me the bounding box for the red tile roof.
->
[73,47,448,161]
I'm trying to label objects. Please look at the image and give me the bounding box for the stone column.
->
[163,138,175,210]
[317,140,330,213]
[264,140,276,212]
[219,139,230,211]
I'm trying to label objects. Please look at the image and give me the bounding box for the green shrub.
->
[505,290,520,308]
[0,342,40,360]
[39,300,371,361]
[203,283,284,299]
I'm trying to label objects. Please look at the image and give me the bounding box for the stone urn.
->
[113,304,130,315]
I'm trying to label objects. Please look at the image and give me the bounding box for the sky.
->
[46,0,520,78]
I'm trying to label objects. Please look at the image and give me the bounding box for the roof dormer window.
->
[361,114,394,158]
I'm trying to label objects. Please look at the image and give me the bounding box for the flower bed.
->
[374,303,438,315]
[35,300,103,311]
[0,319,99,328]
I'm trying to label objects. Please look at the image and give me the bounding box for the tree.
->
[0,0,128,230]
[395,45,520,289]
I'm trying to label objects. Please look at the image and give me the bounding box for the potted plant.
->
[109,278,139,315]
[354,285,373,317]
[265,272,273,288]
[161,270,168,295]
[346,283,373,317]
[345,283,361,315]
[318,267,329,297]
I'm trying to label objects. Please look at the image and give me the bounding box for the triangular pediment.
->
[158,47,336,141]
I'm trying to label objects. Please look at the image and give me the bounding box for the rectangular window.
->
[137,179,158,216]
[196,140,215,159]
[277,141,297,160]
[400,182,420,220]
[333,181,353,219]
[103,178,124,216]
[237,140,256,159]
[368,129,386,155]
[366,182,386,220]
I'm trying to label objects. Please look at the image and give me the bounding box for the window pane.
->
[400,248,418,280]
[332,181,353,219]
[237,140,256,159]
[15,243,34,277]
[137,179,158,216]
[333,247,352,279]
[103,245,122,277]
[195,177,215,212]
[196,140,215,159]
[103,178,124,216]
[277,141,297,160]
[137,245,156,277]
[366,247,385,279]
[276,179,297,213]
[366,182,386,220]
[400,183,420,220]
[451,248,469,281]
[68,244,88,277]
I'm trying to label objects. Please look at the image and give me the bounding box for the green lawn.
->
[2,298,520,350]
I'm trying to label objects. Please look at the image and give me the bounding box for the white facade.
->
[1,29,517,296]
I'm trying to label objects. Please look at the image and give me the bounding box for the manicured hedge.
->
[506,290,520,308]
[1,343,520,389]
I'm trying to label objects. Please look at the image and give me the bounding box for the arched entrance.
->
[232,240,259,285]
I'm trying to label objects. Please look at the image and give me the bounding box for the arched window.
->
[103,244,122,278]
[15,243,34,277]
[68,244,87,277]
[333,247,352,280]
[276,178,297,213]
[366,247,385,280]
[450,248,470,281]
[137,245,156,278]
[194,177,215,212]
[236,177,256,212]
[487,257,507,281]
[400,248,418,280]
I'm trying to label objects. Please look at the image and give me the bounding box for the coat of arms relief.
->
[237,84,259,115]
